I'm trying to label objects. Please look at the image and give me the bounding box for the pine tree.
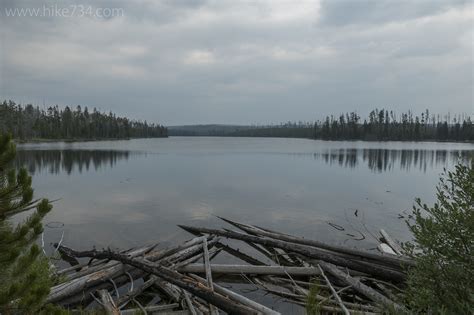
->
[0,133,53,313]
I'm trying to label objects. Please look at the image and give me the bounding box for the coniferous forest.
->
[229,109,474,141]
[0,100,168,140]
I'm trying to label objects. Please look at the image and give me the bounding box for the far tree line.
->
[0,100,168,140]
[230,109,474,141]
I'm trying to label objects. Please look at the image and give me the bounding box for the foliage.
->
[0,133,54,313]
[403,160,474,313]
[227,109,473,141]
[0,100,167,140]
[306,278,323,315]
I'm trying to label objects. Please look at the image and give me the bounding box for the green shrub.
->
[404,161,474,313]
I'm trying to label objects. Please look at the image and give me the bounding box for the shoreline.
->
[14,136,168,144]
[13,135,473,145]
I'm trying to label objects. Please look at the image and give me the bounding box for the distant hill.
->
[167,124,253,136]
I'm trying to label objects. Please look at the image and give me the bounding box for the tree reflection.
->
[15,150,133,175]
[314,149,473,172]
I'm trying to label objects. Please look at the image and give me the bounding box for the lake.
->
[17,137,473,253]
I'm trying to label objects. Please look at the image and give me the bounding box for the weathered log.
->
[179,225,406,282]
[255,277,379,313]
[202,238,218,315]
[178,264,321,276]
[378,243,397,255]
[380,229,404,255]
[57,247,261,315]
[215,242,266,266]
[98,289,120,315]
[65,244,156,281]
[319,261,405,312]
[190,274,281,315]
[116,275,158,307]
[182,290,198,315]
[49,237,216,305]
[119,304,180,315]
[219,217,414,268]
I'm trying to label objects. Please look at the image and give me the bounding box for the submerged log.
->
[57,246,262,315]
[179,225,406,282]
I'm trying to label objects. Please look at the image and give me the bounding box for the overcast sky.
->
[0,0,472,125]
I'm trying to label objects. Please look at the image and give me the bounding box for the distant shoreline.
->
[13,135,472,145]
[14,136,168,144]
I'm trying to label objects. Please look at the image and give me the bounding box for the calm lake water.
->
[17,137,473,253]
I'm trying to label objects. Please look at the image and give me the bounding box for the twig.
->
[317,264,350,315]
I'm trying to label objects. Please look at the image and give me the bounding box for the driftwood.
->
[319,261,405,312]
[49,237,216,305]
[179,264,322,276]
[119,304,180,315]
[179,225,406,282]
[98,289,120,315]
[190,274,280,315]
[219,216,414,268]
[49,218,409,314]
[58,246,262,315]
[380,229,404,255]
[317,264,350,315]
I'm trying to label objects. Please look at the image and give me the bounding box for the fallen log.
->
[189,274,281,315]
[216,242,267,266]
[178,264,321,277]
[380,229,404,256]
[319,261,405,312]
[219,217,414,268]
[119,304,180,315]
[57,246,262,315]
[179,225,406,282]
[116,275,158,307]
[49,237,216,305]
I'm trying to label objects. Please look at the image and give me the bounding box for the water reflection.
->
[14,146,474,175]
[15,150,133,175]
[313,149,473,172]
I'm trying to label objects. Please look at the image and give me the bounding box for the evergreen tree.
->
[0,134,53,313]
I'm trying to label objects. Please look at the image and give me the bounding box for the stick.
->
[182,290,198,315]
[317,264,350,315]
[98,290,120,315]
[202,238,218,315]
[319,261,405,312]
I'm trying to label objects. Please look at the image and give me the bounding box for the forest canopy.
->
[229,109,474,141]
[0,100,167,140]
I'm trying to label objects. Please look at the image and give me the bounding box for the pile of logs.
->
[50,217,413,314]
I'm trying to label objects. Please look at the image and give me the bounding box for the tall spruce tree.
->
[0,134,53,313]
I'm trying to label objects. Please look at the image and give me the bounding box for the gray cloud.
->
[0,0,472,125]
